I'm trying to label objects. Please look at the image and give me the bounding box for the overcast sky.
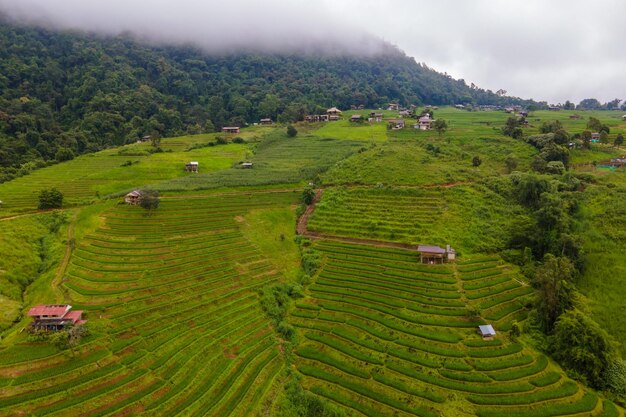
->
[1,0,624,104]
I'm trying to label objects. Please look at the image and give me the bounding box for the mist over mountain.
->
[0,17,531,182]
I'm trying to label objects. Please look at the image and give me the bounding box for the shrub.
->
[287,125,298,137]
[472,156,482,167]
[139,189,160,212]
[38,188,63,209]
[302,186,315,205]
[232,137,245,144]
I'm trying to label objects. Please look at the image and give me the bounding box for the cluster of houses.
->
[27,304,85,331]
[305,105,437,131]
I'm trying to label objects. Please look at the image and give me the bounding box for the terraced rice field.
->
[307,187,447,244]
[289,240,616,417]
[0,191,298,416]
[459,257,533,332]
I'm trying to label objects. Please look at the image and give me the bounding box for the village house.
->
[350,115,362,122]
[388,119,405,130]
[569,114,582,120]
[222,127,240,134]
[398,110,411,117]
[415,114,433,130]
[329,115,341,121]
[28,304,86,331]
[622,115,626,121]
[591,133,601,143]
[454,104,465,109]
[505,107,515,113]
[259,118,273,125]
[140,135,152,142]
[368,112,383,122]
[241,162,253,169]
[305,114,329,122]
[124,190,144,205]
[417,244,456,264]
[326,107,342,116]
[387,103,399,111]
[609,157,626,167]
[477,324,497,340]
[185,161,199,173]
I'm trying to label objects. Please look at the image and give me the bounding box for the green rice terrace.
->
[0,108,625,416]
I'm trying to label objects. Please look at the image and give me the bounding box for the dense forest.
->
[0,17,533,181]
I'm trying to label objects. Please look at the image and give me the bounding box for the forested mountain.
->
[0,18,530,180]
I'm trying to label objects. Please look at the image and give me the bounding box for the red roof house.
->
[28,304,86,330]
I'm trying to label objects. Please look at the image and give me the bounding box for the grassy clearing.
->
[240,206,301,281]
[155,131,363,192]
[577,182,626,356]
[311,117,388,142]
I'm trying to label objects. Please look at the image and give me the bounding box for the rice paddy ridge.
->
[0,191,298,417]
[288,240,618,417]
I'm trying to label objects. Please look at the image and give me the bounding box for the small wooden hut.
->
[125,190,143,205]
[185,162,199,173]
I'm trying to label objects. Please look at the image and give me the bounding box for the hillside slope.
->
[0,17,531,177]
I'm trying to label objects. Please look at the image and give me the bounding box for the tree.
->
[577,98,602,110]
[581,131,592,149]
[599,131,609,145]
[503,117,523,138]
[38,188,63,209]
[472,156,482,167]
[549,309,616,388]
[534,254,575,333]
[614,133,624,148]
[286,125,298,138]
[553,129,570,146]
[540,120,563,134]
[302,186,315,205]
[546,161,565,175]
[505,156,518,173]
[55,147,75,162]
[139,189,160,214]
[530,156,547,173]
[587,117,602,132]
[150,131,161,149]
[433,119,448,136]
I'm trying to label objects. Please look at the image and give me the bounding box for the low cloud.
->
[1,0,624,103]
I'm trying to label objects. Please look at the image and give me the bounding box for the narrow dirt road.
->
[296,189,323,235]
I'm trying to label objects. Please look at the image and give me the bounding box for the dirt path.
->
[52,213,77,302]
[296,189,323,235]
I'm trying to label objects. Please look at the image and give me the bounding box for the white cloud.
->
[0,0,624,103]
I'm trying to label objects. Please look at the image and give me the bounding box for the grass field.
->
[311,117,388,142]
[0,139,248,216]
[156,131,364,192]
[288,241,611,417]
